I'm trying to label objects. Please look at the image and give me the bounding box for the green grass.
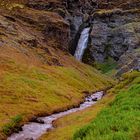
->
[73,71,140,140]
[94,57,117,74]
[39,90,115,140]
[2,115,23,135]
[0,58,114,139]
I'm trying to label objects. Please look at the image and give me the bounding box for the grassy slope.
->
[94,57,117,76]
[39,91,115,140]
[0,2,113,139]
[0,57,113,139]
[73,71,140,140]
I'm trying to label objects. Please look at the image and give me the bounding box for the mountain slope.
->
[0,0,139,140]
[73,71,140,140]
[0,57,113,139]
[0,1,114,139]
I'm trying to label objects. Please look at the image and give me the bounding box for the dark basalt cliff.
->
[62,0,140,74]
[0,0,140,73]
[70,0,140,75]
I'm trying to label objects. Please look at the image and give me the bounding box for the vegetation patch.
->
[2,115,23,136]
[94,57,117,74]
[73,71,140,140]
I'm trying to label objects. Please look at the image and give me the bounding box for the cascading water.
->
[74,27,90,61]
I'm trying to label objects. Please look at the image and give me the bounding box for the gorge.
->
[0,0,140,140]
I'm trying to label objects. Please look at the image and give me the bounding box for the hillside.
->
[0,1,114,139]
[73,71,140,140]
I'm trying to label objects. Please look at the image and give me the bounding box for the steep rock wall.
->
[1,0,140,74]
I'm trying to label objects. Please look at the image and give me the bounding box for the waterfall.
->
[74,27,90,61]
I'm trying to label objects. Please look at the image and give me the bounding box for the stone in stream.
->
[87,99,91,102]
[36,118,45,124]
[25,138,33,140]
[92,98,98,101]
[30,117,45,124]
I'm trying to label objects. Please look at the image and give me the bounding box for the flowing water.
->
[74,27,90,61]
[8,91,104,140]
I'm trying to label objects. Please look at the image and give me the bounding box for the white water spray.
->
[74,27,90,61]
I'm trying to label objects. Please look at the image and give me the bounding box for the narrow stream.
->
[8,91,104,140]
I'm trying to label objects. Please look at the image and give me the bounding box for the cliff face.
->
[1,0,139,73]
[0,0,71,67]
[89,7,140,75]
[89,9,140,61]
[64,0,140,74]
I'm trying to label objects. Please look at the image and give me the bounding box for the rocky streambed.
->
[8,91,104,140]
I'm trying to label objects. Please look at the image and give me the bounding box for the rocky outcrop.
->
[61,0,140,74]
[0,0,140,74]
[85,6,140,74]
[116,49,140,76]
[88,10,140,63]
[0,4,70,66]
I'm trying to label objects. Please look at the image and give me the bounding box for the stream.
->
[8,91,104,140]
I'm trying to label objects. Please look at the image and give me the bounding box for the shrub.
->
[2,115,23,135]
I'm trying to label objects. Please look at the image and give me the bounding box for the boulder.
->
[116,49,140,76]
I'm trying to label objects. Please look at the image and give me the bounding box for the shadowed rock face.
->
[61,0,140,74]
[0,0,140,71]
[87,8,140,74]
[89,12,140,62]
[116,49,140,76]
[0,2,70,66]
